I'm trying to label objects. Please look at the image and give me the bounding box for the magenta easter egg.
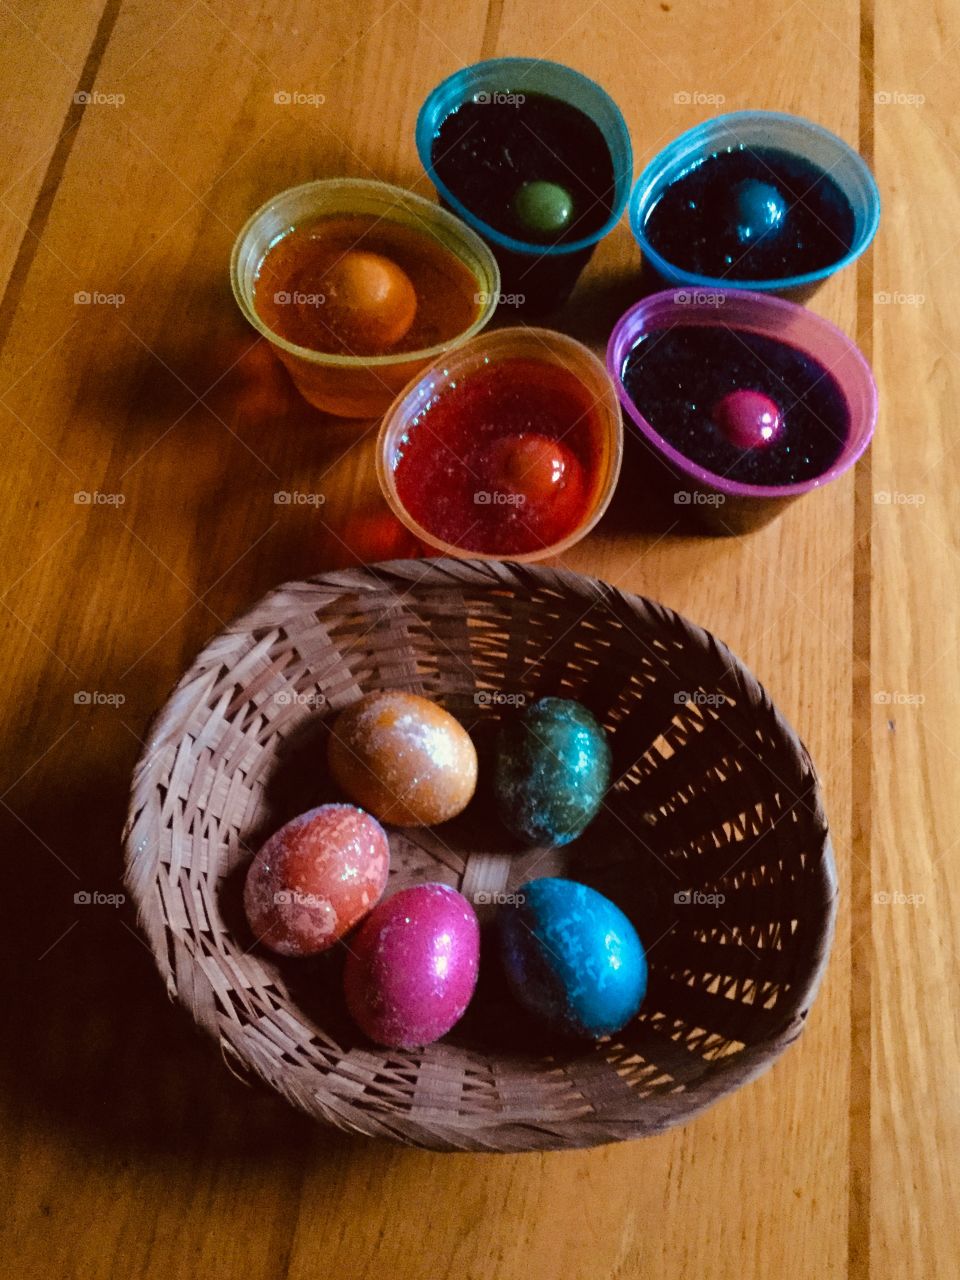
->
[344,883,480,1048]
[243,804,390,957]
[714,388,784,450]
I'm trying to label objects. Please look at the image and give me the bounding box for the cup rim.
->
[606,287,878,500]
[377,326,625,561]
[629,109,881,293]
[416,57,633,259]
[229,178,501,368]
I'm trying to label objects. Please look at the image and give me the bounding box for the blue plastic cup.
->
[629,111,880,302]
[416,58,633,314]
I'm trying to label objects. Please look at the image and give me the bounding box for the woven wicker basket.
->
[124,559,837,1153]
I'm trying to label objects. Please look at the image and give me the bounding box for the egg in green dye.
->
[493,697,611,845]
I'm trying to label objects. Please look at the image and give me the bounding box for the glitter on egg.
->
[344,883,480,1048]
[243,804,390,957]
[499,878,647,1038]
[494,697,611,846]
[328,691,478,826]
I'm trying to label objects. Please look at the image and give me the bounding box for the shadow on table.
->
[1,757,379,1168]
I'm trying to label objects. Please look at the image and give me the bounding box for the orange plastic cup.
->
[230,179,501,419]
[377,327,624,562]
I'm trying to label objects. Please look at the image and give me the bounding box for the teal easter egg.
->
[499,877,647,1038]
[732,178,786,245]
[494,697,611,845]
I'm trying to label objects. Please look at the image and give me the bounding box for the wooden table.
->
[2,1,956,1276]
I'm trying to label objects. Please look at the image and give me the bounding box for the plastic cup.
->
[416,58,633,315]
[629,111,880,302]
[606,289,877,534]
[377,327,624,561]
[230,179,500,419]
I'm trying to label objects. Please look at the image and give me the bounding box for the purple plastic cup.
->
[606,289,878,534]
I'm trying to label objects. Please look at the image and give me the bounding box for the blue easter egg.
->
[732,178,786,245]
[499,878,647,1038]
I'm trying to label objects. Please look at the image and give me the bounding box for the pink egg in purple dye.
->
[713,387,783,450]
[343,882,480,1049]
[243,804,390,957]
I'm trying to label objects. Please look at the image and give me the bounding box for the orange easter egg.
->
[315,249,417,349]
[328,691,477,826]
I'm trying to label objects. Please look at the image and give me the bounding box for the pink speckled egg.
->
[343,883,480,1048]
[243,804,390,957]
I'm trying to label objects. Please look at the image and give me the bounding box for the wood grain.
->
[871,1,960,1276]
[0,0,953,1275]
[0,0,119,299]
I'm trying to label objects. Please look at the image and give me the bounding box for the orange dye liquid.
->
[253,215,481,358]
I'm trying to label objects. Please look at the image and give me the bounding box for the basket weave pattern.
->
[124,559,837,1153]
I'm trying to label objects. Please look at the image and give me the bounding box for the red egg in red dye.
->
[475,432,585,528]
[344,883,480,1049]
[391,358,603,556]
[243,804,390,957]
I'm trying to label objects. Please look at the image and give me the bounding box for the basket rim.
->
[122,557,838,1153]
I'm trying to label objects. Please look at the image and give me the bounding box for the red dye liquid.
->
[392,358,602,555]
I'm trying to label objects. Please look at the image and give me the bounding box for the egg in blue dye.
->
[493,697,611,846]
[732,178,787,245]
[499,878,647,1038]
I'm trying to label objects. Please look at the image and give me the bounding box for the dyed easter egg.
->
[514,180,575,235]
[493,697,611,845]
[344,883,480,1048]
[731,178,787,246]
[478,432,585,527]
[499,877,647,1038]
[243,804,390,957]
[714,388,783,450]
[328,691,478,826]
[319,249,417,348]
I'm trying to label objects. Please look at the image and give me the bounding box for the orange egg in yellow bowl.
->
[318,249,417,349]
